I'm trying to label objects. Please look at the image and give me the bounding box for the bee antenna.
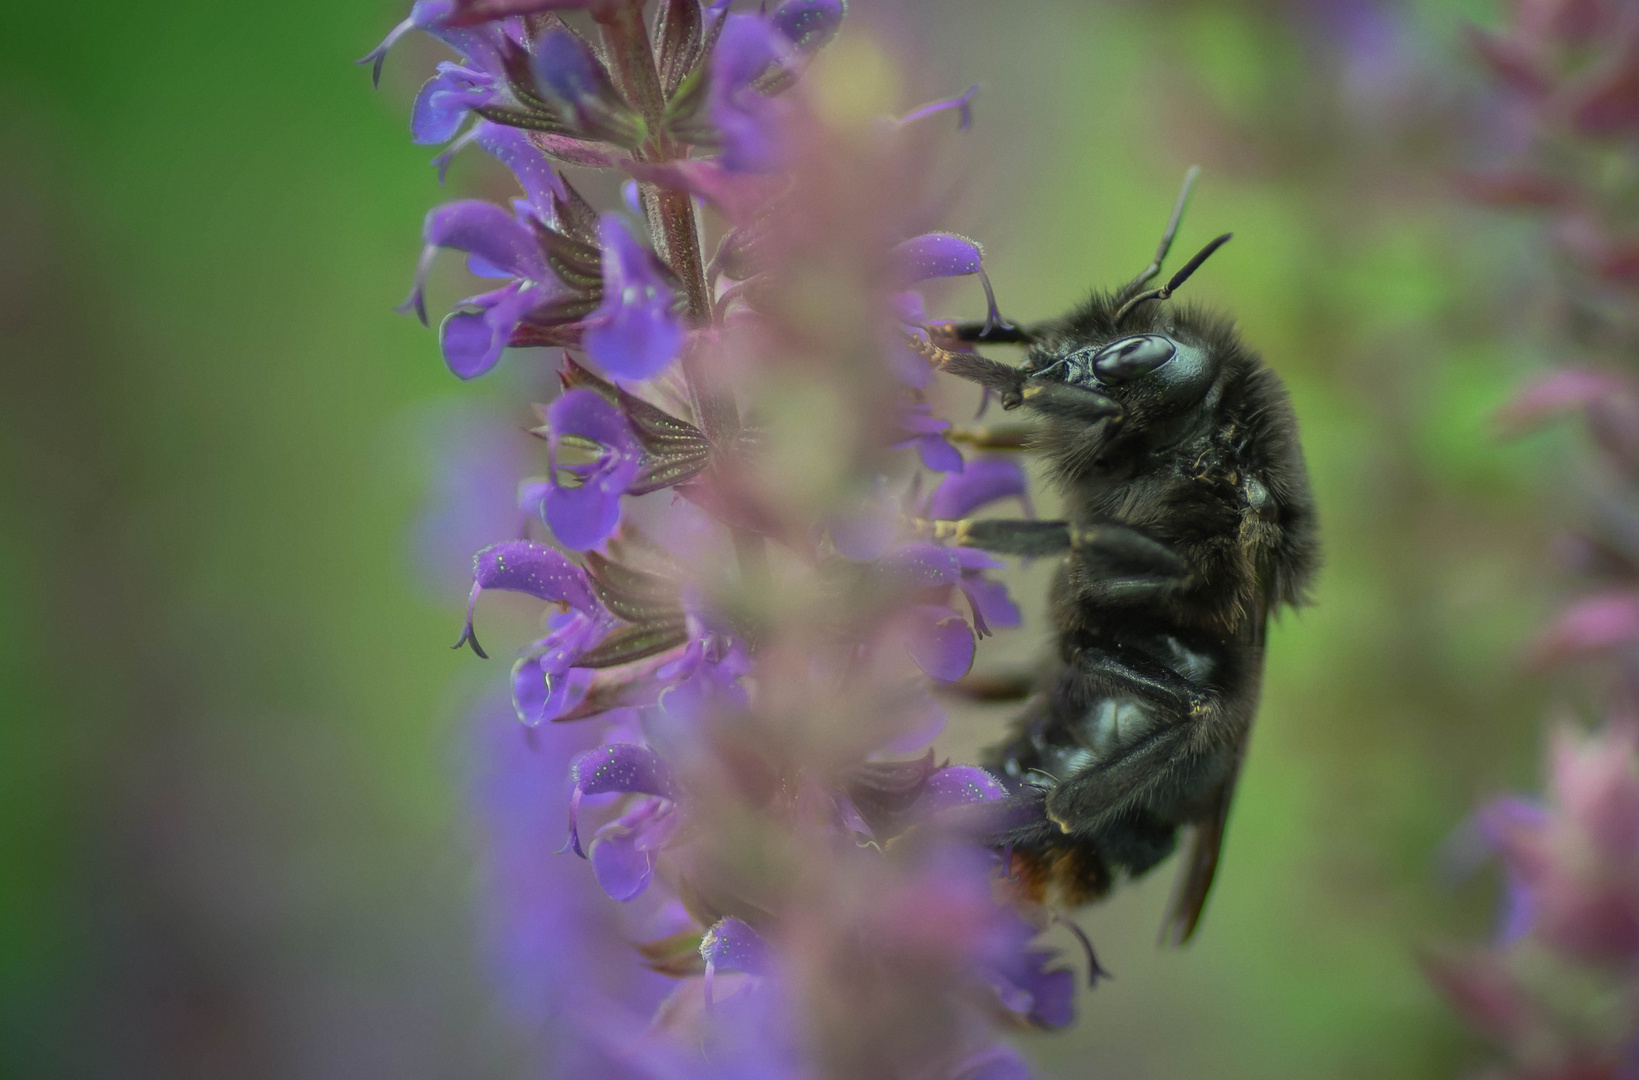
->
[1112,232,1233,324]
[1126,165,1201,293]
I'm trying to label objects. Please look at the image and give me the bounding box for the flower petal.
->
[589,827,654,901]
[454,540,598,657]
[474,121,567,211]
[700,916,773,977]
[770,0,845,53]
[1529,591,1639,665]
[510,652,594,726]
[919,766,1008,813]
[927,458,1028,520]
[566,742,676,857]
[583,217,685,379]
[440,281,541,380]
[411,63,497,145]
[542,389,642,551]
[893,233,983,284]
[906,605,976,682]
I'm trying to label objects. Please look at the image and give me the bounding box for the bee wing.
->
[1158,761,1240,947]
[1159,602,1268,947]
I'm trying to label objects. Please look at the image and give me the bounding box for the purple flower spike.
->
[542,389,642,551]
[770,0,845,53]
[928,458,1029,520]
[567,742,677,857]
[455,540,598,658]
[919,766,1008,814]
[583,217,686,381]
[899,84,981,130]
[906,604,976,682]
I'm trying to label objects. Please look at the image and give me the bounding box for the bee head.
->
[1027,323,1219,422]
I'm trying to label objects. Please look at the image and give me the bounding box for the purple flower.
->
[401,199,565,378]
[892,233,1011,335]
[583,217,686,381]
[926,457,1030,520]
[511,606,615,726]
[441,280,548,379]
[542,389,642,551]
[770,0,846,54]
[358,0,515,89]
[708,14,793,173]
[454,539,599,658]
[905,604,976,682]
[918,766,1009,815]
[411,62,501,144]
[568,743,677,845]
[894,401,965,473]
[468,122,567,212]
[701,916,775,1004]
[530,29,646,146]
[881,541,1021,638]
[587,784,680,902]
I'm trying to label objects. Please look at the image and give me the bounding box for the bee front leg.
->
[930,320,1041,347]
[919,518,1074,556]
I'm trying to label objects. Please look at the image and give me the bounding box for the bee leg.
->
[1017,381,1122,423]
[1071,524,1187,576]
[946,423,1035,451]
[939,669,1037,702]
[935,320,1041,346]
[1044,718,1208,838]
[924,518,1073,556]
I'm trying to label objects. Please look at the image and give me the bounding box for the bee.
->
[914,170,1319,944]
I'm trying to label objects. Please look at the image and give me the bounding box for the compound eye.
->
[1092,335,1176,382]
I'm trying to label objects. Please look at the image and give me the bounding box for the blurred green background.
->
[0,0,1584,1076]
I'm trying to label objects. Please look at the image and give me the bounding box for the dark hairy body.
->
[921,199,1319,943]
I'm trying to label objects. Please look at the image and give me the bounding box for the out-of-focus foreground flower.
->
[364,2,1079,1076]
[1435,3,1639,1076]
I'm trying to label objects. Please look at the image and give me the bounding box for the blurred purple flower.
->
[708,14,792,173]
[895,401,965,473]
[927,457,1030,520]
[900,85,981,130]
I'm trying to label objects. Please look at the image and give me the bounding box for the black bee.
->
[916,171,1319,944]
